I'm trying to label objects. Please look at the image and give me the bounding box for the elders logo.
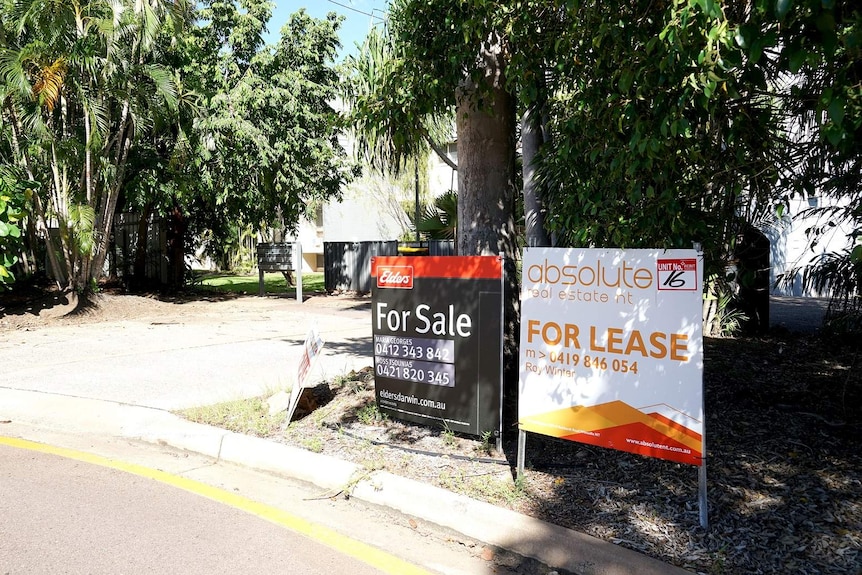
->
[378,266,414,289]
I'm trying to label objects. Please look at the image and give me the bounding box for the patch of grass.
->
[438,467,526,506]
[475,430,496,455]
[468,473,527,506]
[179,396,286,437]
[193,272,325,295]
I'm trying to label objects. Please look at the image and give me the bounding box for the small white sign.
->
[287,327,325,422]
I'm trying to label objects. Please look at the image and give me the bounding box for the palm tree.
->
[417,190,458,241]
[0,0,193,293]
[342,26,457,175]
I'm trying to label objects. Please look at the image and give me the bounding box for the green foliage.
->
[1,0,355,291]
[387,0,512,110]
[187,4,356,245]
[341,23,455,214]
[342,27,425,173]
[356,402,387,425]
[803,247,862,333]
[0,0,195,293]
[382,0,859,291]
[440,422,456,447]
[525,0,780,280]
[0,167,33,287]
[475,430,495,455]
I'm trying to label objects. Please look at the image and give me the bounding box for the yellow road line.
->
[0,436,434,575]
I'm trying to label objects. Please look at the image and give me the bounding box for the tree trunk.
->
[88,102,133,292]
[4,101,66,287]
[522,73,551,248]
[456,51,517,259]
[455,39,520,435]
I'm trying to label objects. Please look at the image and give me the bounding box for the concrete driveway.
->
[1,294,374,410]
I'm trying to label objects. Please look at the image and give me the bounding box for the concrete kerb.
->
[217,432,361,494]
[1,387,692,575]
[351,473,691,575]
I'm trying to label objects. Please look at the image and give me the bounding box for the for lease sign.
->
[518,248,704,466]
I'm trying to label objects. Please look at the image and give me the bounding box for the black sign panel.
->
[257,242,293,271]
[371,256,503,436]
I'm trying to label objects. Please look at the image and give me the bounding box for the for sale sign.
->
[372,256,504,436]
[518,248,704,466]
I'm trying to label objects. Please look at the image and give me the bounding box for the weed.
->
[475,430,495,455]
[334,372,370,395]
[437,468,465,491]
[359,445,388,472]
[356,403,387,425]
[301,436,324,453]
[441,423,457,448]
[708,546,728,575]
[465,473,527,506]
[347,378,369,395]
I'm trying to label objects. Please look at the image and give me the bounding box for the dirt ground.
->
[3,287,861,575]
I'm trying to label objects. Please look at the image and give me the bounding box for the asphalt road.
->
[0,432,522,575]
[0,442,392,575]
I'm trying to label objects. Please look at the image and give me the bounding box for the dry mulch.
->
[277,333,861,575]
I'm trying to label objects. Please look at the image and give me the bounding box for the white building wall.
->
[323,174,414,242]
[285,134,458,268]
[428,143,458,196]
[765,195,854,296]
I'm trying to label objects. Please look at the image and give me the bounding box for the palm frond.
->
[416,190,458,240]
[32,56,65,111]
[0,46,33,100]
[143,64,178,110]
[67,202,96,256]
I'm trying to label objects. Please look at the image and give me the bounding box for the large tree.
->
[530,0,782,272]
[381,0,524,428]
[185,3,355,266]
[516,0,860,323]
[0,0,354,291]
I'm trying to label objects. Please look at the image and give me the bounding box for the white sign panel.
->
[286,327,326,423]
[518,248,704,466]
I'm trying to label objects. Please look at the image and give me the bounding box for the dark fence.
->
[323,240,457,293]
[112,213,166,285]
[324,241,397,292]
[427,240,456,256]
